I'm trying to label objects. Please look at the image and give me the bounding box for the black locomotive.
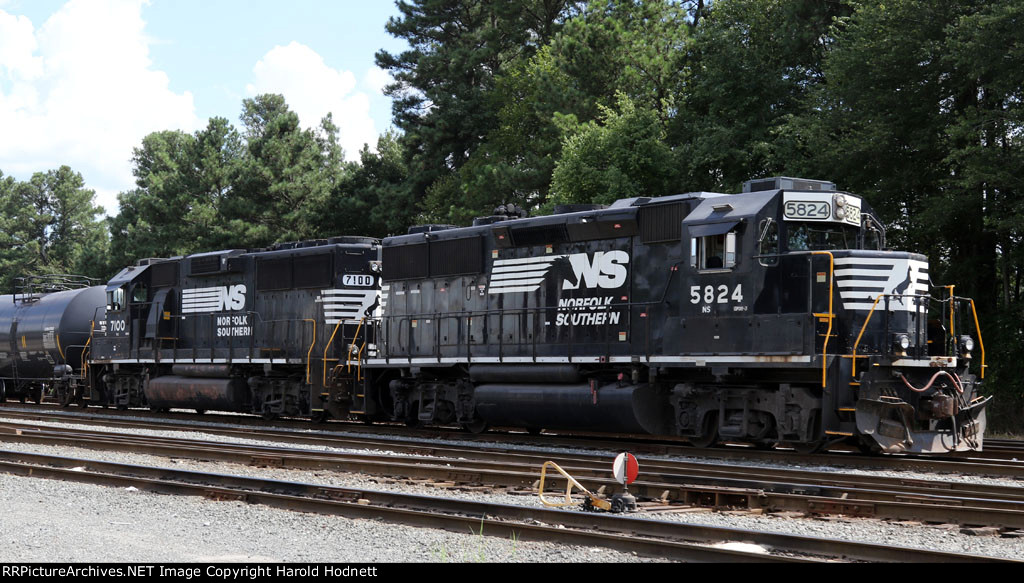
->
[85,236,381,420]
[0,177,988,454]
[368,176,987,453]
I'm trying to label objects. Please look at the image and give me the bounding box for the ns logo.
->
[561,251,629,290]
[182,284,247,314]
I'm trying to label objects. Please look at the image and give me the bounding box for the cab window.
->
[691,231,737,270]
[107,287,126,311]
[787,223,859,251]
[758,219,779,266]
[132,284,147,303]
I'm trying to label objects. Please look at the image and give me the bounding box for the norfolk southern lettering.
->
[555,296,622,326]
[216,314,252,337]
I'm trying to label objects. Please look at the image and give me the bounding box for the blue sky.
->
[0,0,407,213]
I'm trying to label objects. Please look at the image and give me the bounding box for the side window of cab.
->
[107,287,126,311]
[691,231,737,270]
[758,219,779,266]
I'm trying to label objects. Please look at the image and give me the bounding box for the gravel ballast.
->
[0,414,1022,561]
[0,471,659,563]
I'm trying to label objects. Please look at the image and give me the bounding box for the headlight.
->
[960,335,975,352]
[896,334,911,350]
[370,261,382,273]
[835,207,847,220]
[835,194,847,207]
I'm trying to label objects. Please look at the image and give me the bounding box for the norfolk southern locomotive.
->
[0,177,988,454]
[86,236,381,420]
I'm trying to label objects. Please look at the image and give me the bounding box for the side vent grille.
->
[256,257,293,291]
[638,202,687,244]
[429,237,483,277]
[293,254,334,289]
[382,244,429,281]
[383,237,485,281]
[190,255,222,275]
[150,261,179,288]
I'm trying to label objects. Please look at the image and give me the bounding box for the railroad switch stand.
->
[537,454,640,514]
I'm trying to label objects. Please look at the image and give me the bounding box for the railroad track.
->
[7,402,1024,469]
[3,404,1024,479]
[0,448,1012,563]
[5,414,1024,533]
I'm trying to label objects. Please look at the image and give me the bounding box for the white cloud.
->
[246,42,378,160]
[363,66,392,94]
[0,0,200,213]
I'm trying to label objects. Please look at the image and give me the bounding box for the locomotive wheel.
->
[404,403,421,427]
[194,409,206,415]
[0,380,5,403]
[689,414,719,448]
[526,427,543,436]
[311,411,329,424]
[461,419,488,434]
[792,440,826,455]
[855,436,882,455]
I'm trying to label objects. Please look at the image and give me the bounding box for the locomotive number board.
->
[782,192,861,226]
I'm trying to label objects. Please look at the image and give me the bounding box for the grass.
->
[429,520,522,563]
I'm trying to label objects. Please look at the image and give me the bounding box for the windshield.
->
[787,223,860,251]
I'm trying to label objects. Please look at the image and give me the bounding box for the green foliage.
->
[551,93,678,206]
[330,131,415,238]
[424,0,694,222]
[0,167,109,291]
[376,0,583,218]
[226,94,346,247]
[113,94,355,260]
[675,0,850,192]
[109,119,240,267]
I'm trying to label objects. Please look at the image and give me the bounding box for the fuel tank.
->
[145,375,251,412]
[473,383,671,434]
[0,286,105,381]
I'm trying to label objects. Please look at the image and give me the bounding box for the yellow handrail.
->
[303,319,316,385]
[811,251,834,387]
[968,298,986,379]
[346,318,366,372]
[850,294,885,377]
[355,339,367,381]
[80,320,95,381]
[322,320,345,386]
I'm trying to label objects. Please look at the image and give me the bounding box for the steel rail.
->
[2,406,1024,478]
[6,422,1024,530]
[0,448,1012,564]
